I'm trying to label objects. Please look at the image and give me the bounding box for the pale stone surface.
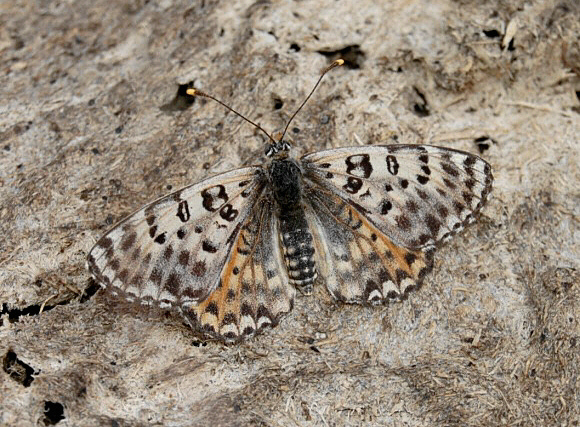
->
[1,0,578,425]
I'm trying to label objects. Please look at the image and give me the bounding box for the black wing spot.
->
[120,232,137,251]
[345,154,373,178]
[443,178,456,190]
[437,205,449,218]
[453,201,465,215]
[201,185,228,212]
[165,273,181,296]
[462,192,474,206]
[380,200,393,215]
[202,240,218,253]
[417,175,429,185]
[405,252,417,266]
[241,303,254,317]
[222,312,237,325]
[205,301,219,316]
[416,188,429,200]
[441,163,460,177]
[149,268,163,285]
[406,200,419,213]
[359,188,372,199]
[378,268,392,284]
[464,156,476,167]
[177,200,191,222]
[386,155,399,175]
[97,237,113,249]
[178,250,190,266]
[418,234,431,245]
[257,305,273,323]
[396,268,410,284]
[192,261,207,277]
[154,232,166,244]
[396,215,412,230]
[163,244,173,260]
[109,258,120,271]
[425,214,441,236]
[219,203,239,222]
[343,177,363,194]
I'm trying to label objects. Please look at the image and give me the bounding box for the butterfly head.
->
[265,135,292,158]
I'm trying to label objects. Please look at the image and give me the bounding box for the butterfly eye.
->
[265,144,277,157]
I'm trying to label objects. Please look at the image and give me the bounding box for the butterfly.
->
[87,60,493,343]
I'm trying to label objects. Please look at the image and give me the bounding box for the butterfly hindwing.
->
[87,167,266,308]
[180,197,295,342]
[306,187,433,303]
[302,145,493,250]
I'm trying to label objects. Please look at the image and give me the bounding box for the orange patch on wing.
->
[349,206,431,286]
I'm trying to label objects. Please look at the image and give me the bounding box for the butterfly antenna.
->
[279,59,344,142]
[186,88,277,145]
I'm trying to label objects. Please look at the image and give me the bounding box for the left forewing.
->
[87,167,265,308]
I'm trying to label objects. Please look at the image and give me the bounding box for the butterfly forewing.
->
[302,145,493,250]
[87,166,266,308]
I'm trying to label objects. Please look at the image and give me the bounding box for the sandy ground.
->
[1,0,578,425]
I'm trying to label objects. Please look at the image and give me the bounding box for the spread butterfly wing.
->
[305,187,433,304]
[180,198,295,343]
[302,145,493,251]
[87,167,266,308]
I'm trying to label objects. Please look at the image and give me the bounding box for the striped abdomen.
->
[279,207,317,293]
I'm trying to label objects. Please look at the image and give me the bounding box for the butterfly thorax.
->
[268,157,317,294]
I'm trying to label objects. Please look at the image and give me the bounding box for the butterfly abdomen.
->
[269,156,318,293]
[279,208,317,293]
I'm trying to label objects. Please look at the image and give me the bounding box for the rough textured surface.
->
[1,0,578,425]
